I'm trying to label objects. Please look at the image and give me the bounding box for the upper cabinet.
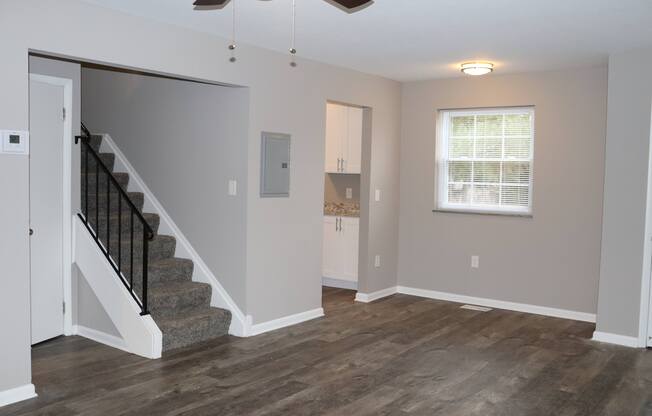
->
[325,103,363,174]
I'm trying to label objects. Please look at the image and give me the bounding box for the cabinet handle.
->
[337,158,341,172]
[342,159,346,173]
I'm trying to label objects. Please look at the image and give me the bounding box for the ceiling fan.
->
[193,0,373,11]
[195,0,372,65]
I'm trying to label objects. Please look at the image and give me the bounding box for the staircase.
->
[81,134,231,352]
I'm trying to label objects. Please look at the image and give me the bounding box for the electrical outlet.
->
[471,255,479,269]
[374,255,381,268]
[346,187,353,199]
[228,179,237,196]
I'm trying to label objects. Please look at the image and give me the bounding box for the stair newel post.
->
[130,211,134,291]
[118,194,122,275]
[141,231,149,315]
[84,141,88,223]
[107,171,111,257]
[95,157,99,243]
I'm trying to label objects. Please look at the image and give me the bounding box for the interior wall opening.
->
[322,100,370,305]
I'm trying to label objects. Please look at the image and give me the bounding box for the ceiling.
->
[81,0,652,81]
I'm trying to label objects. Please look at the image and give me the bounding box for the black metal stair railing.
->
[76,123,153,315]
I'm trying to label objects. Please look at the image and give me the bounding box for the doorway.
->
[28,74,73,344]
[322,101,364,297]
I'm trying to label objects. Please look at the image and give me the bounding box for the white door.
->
[344,107,363,174]
[29,79,65,344]
[325,103,346,173]
[340,217,359,282]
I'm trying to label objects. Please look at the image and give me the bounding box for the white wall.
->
[596,47,652,340]
[398,67,608,316]
[82,67,250,312]
[0,0,401,393]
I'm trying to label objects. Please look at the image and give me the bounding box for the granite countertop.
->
[324,201,360,218]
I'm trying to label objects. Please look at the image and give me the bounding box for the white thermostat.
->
[1,130,29,155]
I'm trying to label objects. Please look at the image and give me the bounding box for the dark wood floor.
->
[3,287,652,415]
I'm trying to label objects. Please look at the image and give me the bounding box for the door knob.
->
[29,228,34,236]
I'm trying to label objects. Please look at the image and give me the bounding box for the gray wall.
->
[596,47,652,338]
[398,67,608,315]
[82,67,250,312]
[324,174,361,205]
[0,0,401,390]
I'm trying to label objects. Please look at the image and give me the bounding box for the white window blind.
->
[436,107,534,215]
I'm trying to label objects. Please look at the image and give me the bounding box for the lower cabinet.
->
[322,216,359,282]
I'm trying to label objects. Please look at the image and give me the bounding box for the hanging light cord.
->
[229,0,237,62]
[290,0,297,67]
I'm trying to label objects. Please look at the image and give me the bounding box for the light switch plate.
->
[374,189,381,202]
[228,179,237,196]
[374,255,381,268]
[346,188,353,199]
[471,255,479,269]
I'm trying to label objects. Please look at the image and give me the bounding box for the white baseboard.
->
[322,277,358,290]
[396,286,596,323]
[355,286,398,303]
[72,324,129,353]
[0,384,36,408]
[248,308,324,336]
[592,331,641,348]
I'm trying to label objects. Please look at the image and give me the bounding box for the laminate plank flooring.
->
[2,287,651,415]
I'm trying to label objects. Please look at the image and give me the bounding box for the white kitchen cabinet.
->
[325,103,363,174]
[344,106,363,174]
[322,216,359,282]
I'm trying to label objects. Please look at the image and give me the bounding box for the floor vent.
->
[460,304,492,312]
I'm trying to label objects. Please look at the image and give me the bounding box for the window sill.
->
[432,208,533,218]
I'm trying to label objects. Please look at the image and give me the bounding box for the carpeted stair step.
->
[102,234,176,267]
[81,171,129,196]
[127,258,194,302]
[157,307,231,351]
[90,212,160,241]
[125,257,194,286]
[83,191,145,215]
[149,281,212,319]
[81,152,115,172]
[82,233,174,276]
[88,135,103,152]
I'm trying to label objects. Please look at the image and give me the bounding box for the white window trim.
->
[434,106,535,216]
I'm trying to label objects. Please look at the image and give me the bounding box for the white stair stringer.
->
[73,215,163,358]
[100,134,251,336]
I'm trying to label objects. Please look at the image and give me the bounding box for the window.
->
[436,107,534,215]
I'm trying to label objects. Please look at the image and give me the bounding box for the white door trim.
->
[29,73,73,336]
[640,100,652,348]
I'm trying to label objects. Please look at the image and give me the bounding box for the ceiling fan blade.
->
[193,0,230,6]
[328,0,373,9]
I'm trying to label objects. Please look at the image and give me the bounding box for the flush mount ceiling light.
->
[461,62,494,76]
